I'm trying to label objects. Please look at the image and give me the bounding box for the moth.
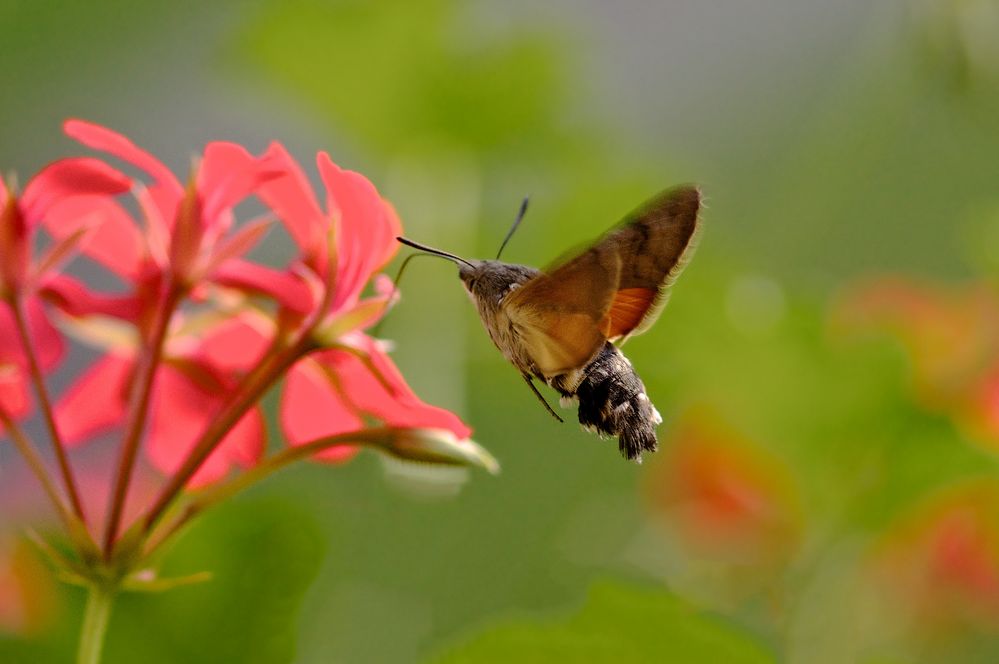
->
[397,185,701,461]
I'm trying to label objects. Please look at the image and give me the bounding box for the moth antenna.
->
[396,236,474,268]
[496,196,529,260]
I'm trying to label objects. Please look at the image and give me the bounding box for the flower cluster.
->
[0,121,494,594]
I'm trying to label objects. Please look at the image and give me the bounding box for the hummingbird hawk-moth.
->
[397,185,701,461]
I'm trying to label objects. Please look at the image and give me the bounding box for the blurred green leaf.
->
[432,581,775,663]
[236,0,566,156]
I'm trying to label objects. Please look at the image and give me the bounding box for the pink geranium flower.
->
[39,120,308,486]
[48,120,311,312]
[250,146,472,462]
[0,158,130,427]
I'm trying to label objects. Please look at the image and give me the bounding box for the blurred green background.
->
[4,0,999,662]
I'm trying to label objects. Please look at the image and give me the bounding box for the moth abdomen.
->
[547,343,661,461]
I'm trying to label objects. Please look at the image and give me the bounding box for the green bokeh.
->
[3,0,999,662]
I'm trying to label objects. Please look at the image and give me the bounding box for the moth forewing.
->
[504,242,622,376]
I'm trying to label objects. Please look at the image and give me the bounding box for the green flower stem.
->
[145,428,394,556]
[103,285,183,556]
[10,292,86,521]
[144,426,498,557]
[77,583,114,664]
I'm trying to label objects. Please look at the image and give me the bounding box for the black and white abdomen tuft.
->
[546,343,661,461]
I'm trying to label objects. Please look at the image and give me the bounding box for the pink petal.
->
[280,358,362,463]
[167,182,204,281]
[318,294,392,340]
[252,142,326,256]
[202,218,272,276]
[0,305,19,366]
[198,142,256,227]
[0,299,63,371]
[39,274,143,321]
[193,312,271,374]
[53,353,131,447]
[134,185,171,267]
[42,195,144,279]
[328,336,472,439]
[25,298,64,371]
[0,365,31,424]
[145,365,264,486]
[20,157,131,224]
[63,119,183,228]
[0,195,28,288]
[210,259,315,314]
[188,408,265,488]
[318,153,400,310]
[198,142,284,238]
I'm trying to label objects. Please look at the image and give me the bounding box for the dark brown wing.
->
[504,241,621,376]
[603,185,701,342]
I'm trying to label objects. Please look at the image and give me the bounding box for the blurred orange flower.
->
[868,480,999,635]
[644,408,801,568]
[832,277,999,453]
[0,538,58,637]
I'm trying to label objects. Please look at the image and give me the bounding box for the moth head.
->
[397,196,534,309]
[460,260,537,305]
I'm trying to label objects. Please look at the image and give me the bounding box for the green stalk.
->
[76,583,114,664]
[140,336,314,536]
[103,285,182,556]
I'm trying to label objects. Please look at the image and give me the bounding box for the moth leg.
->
[521,373,564,423]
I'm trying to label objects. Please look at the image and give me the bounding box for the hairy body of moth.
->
[548,344,661,461]
[464,261,662,461]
